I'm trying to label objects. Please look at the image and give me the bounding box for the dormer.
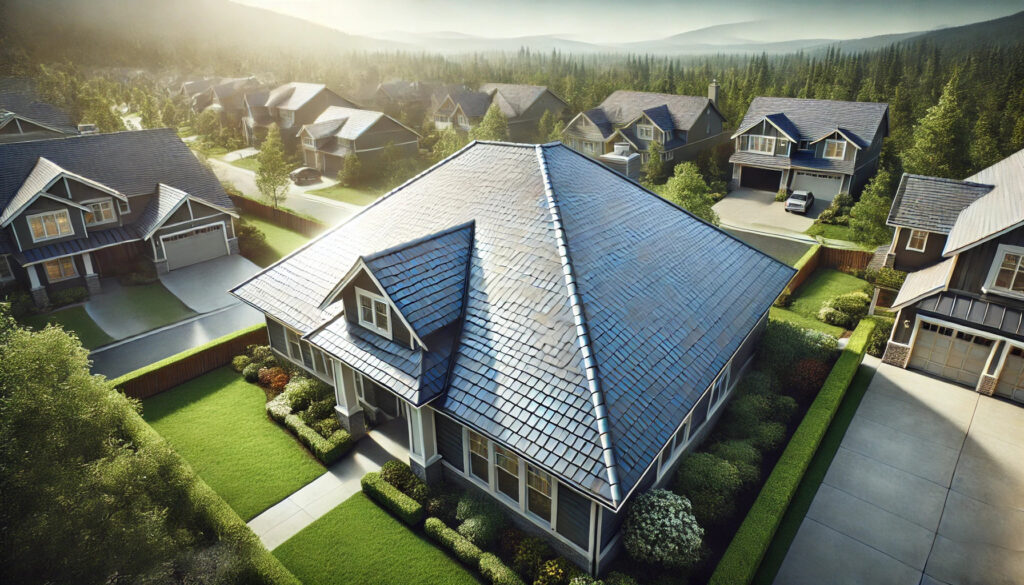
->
[808,128,861,161]
[731,113,799,157]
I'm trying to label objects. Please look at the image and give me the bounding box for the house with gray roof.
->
[561,84,728,179]
[729,97,889,201]
[0,78,79,144]
[189,76,266,120]
[243,82,361,150]
[431,84,567,141]
[231,140,792,573]
[882,149,1024,404]
[297,106,420,177]
[0,129,238,307]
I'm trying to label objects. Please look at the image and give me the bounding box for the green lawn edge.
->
[22,306,114,349]
[708,319,877,585]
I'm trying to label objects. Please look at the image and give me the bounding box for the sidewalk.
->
[248,417,410,550]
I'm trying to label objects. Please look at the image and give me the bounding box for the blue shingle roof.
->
[764,113,800,141]
[642,104,675,133]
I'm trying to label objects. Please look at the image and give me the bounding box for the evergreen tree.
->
[536,110,555,143]
[901,72,968,178]
[548,120,566,142]
[662,162,720,226]
[469,104,509,142]
[255,125,290,209]
[160,99,179,128]
[968,109,1002,171]
[337,153,363,187]
[643,141,666,184]
[849,169,896,246]
[432,127,468,161]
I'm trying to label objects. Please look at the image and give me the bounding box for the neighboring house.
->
[297,106,420,176]
[371,80,466,115]
[882,149,1024,404]
[729,97,889,201]
[243,82,361,149]
[231,141,793,573]
[561,83,728,180]
[0,129,238,307]
[431,84,567,141]
[0,78,79,144]
[191,76,266,120]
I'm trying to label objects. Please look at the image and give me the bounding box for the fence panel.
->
[230,195,327,238]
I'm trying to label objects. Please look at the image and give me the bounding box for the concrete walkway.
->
[774,362,1024,585]
[248,417,411,550]
[223,146,258,162]
[159,255,261,313]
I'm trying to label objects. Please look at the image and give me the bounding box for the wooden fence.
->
[230,195,327,238]
[114,326,268,400]
[786,245,873,293]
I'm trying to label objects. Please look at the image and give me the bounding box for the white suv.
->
[784,190,815,214]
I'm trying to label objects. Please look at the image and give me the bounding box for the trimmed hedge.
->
[111,324,266,386]
[361,471,425,526]
[425,517,483,567]
[284,413,352,463]
[709,319,876,585]
[479,552,526,585]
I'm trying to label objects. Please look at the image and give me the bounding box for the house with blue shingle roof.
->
[231,140,793,573]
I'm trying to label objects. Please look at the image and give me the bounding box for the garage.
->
[162,223,228,271]
[909,321,995,387]
[740,166,782,191]
[995,345,1024,403]
[790,170,844,201]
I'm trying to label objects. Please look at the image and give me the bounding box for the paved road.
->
[774,360,1024,585]
[206,157,360,227]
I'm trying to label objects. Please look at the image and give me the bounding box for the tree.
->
[548,120,566,143]
[901,72,967,178]
[642,142,666,184]
[849,168,896,246]
[337,153,363,187]
[623,490,702,569]
[255,125,290,209]
[661,162,721,226]
[536,110,555,143]
[160,99,179,128]
[432,127,468,162]
[469,104,508,142]
[968,109,1002,171]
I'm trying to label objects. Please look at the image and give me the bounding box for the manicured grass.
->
[22,306,114,349]
[788,269,870,321]
[769,307,845,337]
[806,222,855,242]
[240,214,312,267]
[231,155,260,172]
[110,282,196,331]
[307,183,381,206]
[275,493,482,585]
[751,363,877,585]
[143,367,324,520]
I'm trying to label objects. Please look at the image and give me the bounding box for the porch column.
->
[26,264,49,307]
[332,360,366,439]
[407,406,442,484]
[82,253,101,296]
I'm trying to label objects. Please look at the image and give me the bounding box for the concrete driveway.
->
[775,362,1024,585]
[714,188,823,236]
[159,254,262,313]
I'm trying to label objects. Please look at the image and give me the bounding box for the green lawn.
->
[109,282,196,330]
[143,367,324,520]
[771,268,870,336]
[240,214,312,267]
[806,222,855,241]
[770,306,845,337]
[22,306,114,349]
[230,156,260,172]
[307,183,381,206]
[752,364,877,585]
[275,493,482,585]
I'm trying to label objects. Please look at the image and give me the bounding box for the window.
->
[583,141,596,154]
[117,199,130,214]
[526,464,552,522]
[286,328,302,359]
[824,139,846,159]
[672,414,692,452]
[28,209,73,242]
[637,124,654,140]
[302,136,315,149]
[0,256,13,282]
[43,257,77,282]
[83,199,115,226]
[906,229,929,252]
[468,430,489,483]
[356,287,391,338]
[661,149,673,162]
[985,245,1024,298]
[279,109,294,127]
[494,445,519,501]
[457,113,468,126]
[740,135,775,154]
[312,346,331,378]
[798,140,811,151]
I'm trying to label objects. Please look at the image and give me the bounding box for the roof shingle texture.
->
[943,148,1024,255]
[0,78,78,135]
[737,97,888,148]
[597,90,715,131]
[231,142,793,508]
[887,174,993,233]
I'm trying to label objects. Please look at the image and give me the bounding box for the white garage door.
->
[995,345,1024,403]
[162,224,228,271]
[790,171,843,201]
[909,322,994,387]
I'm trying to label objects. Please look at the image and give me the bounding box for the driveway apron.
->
[159,255,262,313]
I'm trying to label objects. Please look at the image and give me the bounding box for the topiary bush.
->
[674,453,742,527]
[768,393,799,424]
[231,354,251,373]
[312,416,340,439]
[623,489,703,569]
[361,471,424,526]
[512,536,553,582]
[457,512,503,549]
[819,291,871,329]
[242,362,260,383]
[380,459,429,504]
[300,397,335,426]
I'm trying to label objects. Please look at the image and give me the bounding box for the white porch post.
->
[27,264,41,289]
[82,252,95,275]
[82,252,101,295]
[407,406,441,483]
[332,360,366,438]
[26,264,49,307]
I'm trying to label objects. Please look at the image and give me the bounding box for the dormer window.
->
[824,139,846,160]
[302,135,315,149]
[906,229,929,252]
[83,199,116,226]
[637,124,654,141]
[984,244,1024,299]
[457,113,468,126]
[356,287,391,338]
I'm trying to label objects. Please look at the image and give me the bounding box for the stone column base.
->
[154,259,169,275]
[30,287,49,308]
[976,374,998,396]
[411,456,443,485]
[882,341,911,367]
[85,274,102,296]
[334,405,366,439]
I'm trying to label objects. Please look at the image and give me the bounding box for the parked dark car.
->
[290,167,321,186]
[784,190,815,214]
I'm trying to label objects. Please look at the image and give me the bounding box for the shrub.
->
[258,366,285,386]
[242,362,261,383]
[380,459,429,504]
[425,517,483,567]
[284,376,328,411]
[570,577,604,585]
[775,188,788,202]
[303,397,335,423]
[266,393,291,422]
[50,286,89,307]
[623,489,703,568]
[819,291,870,329]
[499,526,526,560]
[247,344,276,368]
[512,536,552,582]
[283,414,353,463]
[869,267,907,290]
[270,372,290,392]
[4,289,35,319]
[456,492,500,522]
[237,220,270,259]
[426,492,460,526]
[737,370,777,396]
[786,358,832,401]
[674,453,742,526]
[534,557,576,585]
[479,553,526,585]
[458,513,503,549]
[751,421,787,453]
[231,354,252,373]
[605,573,639,585]
[709,440,762,486]
[759,321,837,380]
[768,394,799,424]
[361,471,424,526]
[312,416,340,439]
[719,394,772,440]
[867,316,895,357]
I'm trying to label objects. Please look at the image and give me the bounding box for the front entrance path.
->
[774,363,1024,585]
[159,254,262,313]
[248,417,410,551]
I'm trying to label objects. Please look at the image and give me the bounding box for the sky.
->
[230,0,1023,43]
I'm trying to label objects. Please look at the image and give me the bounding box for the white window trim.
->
[82,198,117,227]
[302,136,316,149]
[27,209,74,243]
[741,134,776,154]
[906,229,929,253]
[117,198,130,214]
[636,123,654,141]
[43,257,78,283]
[457,113,468,126]
[824,139,847,160]
[982,244,1024,301]
[355,286,392,340]
[0,255,14,282]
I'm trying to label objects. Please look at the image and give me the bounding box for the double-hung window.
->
[117,199,130,214]
[824,139,846,160]
[526,464,552,522]
[83,199,115,226]
[28,209,73,242]
[356,288,391,338]
[302,136,315,149]
[43,257,77,282]
[494,445,520,501]
[906,229,929,252]
[637,124,654,140]
[286,328,302,359]
[985,245,1024,298]
[468,430,489,483]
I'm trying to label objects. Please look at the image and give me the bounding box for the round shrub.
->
[752,421,787,453]
[426,492,460,526]
[457,513,502,549]
[380,460,429,504]
[759,321,838,379]
[786,358,832,401]
[570,577,603,585]
[456,492,498,522]
[242,362,260,383]
[709,440,762,487]
[312,416,340,439]
[623,489,703,568]
[305,397,336,422]
[674,453,742,526]
[819,306,853,328]
[719,394,772,440]
[246,344,275,368]
[768,394,799,424]
[231,354,252,373]
[258,366,285,387]
[512,536,553,582]
[534,557,576,585]
[284,376,321,411]
[270,373,290,392]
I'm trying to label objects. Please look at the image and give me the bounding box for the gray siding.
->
[435,413,464,472]
[948,226,1024,296]
[556,486,591,550]
[892,228,947,272]
[14,196,87,251]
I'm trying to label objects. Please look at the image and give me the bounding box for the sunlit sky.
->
[231,0,1022,43]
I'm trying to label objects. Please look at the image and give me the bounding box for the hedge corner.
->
[361,471,425,527]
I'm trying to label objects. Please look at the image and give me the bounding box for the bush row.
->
[480,553,527,585]
[708,319,876,585]
[425,517,484,568]
[361,471,425,526]
[265,389,352,464]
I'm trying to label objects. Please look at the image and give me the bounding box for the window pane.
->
[468,430,489,482]
[527,465,552,521]
[359,295,374,324]
[495,446,519,500]
[42,215,57,237]
[45,261,61,281]
[374,300,389,329]
[528,487,551,521]
[56,212,71,234]
[60,257,74,277]
[30,217,45,239]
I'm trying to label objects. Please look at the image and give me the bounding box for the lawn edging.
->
[709,318,877,585]
[111,324,267,399]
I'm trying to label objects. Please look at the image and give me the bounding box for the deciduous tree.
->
[255,125,290,209]
[661,162,721,226]
[469,104,509,142]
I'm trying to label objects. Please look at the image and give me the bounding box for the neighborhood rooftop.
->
[943,148,1024,256]
[887,174,994,234]
[734,96,889,148]
[232,140,793,508]
[590,90,720,135]
[0,78,78,136]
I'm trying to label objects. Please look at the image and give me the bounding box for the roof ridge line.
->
[362,220,475,263]
[534,144,622,506]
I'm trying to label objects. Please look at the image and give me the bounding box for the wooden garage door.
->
[996,345,1024,403]
[163,224,227,271]
[909,322,994,387]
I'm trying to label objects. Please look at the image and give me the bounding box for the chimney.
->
[708,79,720,106]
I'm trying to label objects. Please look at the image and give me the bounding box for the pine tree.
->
[548,120,566,142]
[536,110,554,144]
[901,72,967,178]
[469,104,509,142]
[662,162,720,226]
[643,142,666,185]
[337,153,362,187]
[968,109,1002,172]
[255,125,290,209]
[849,169,896,246]
[432,127,468,162]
